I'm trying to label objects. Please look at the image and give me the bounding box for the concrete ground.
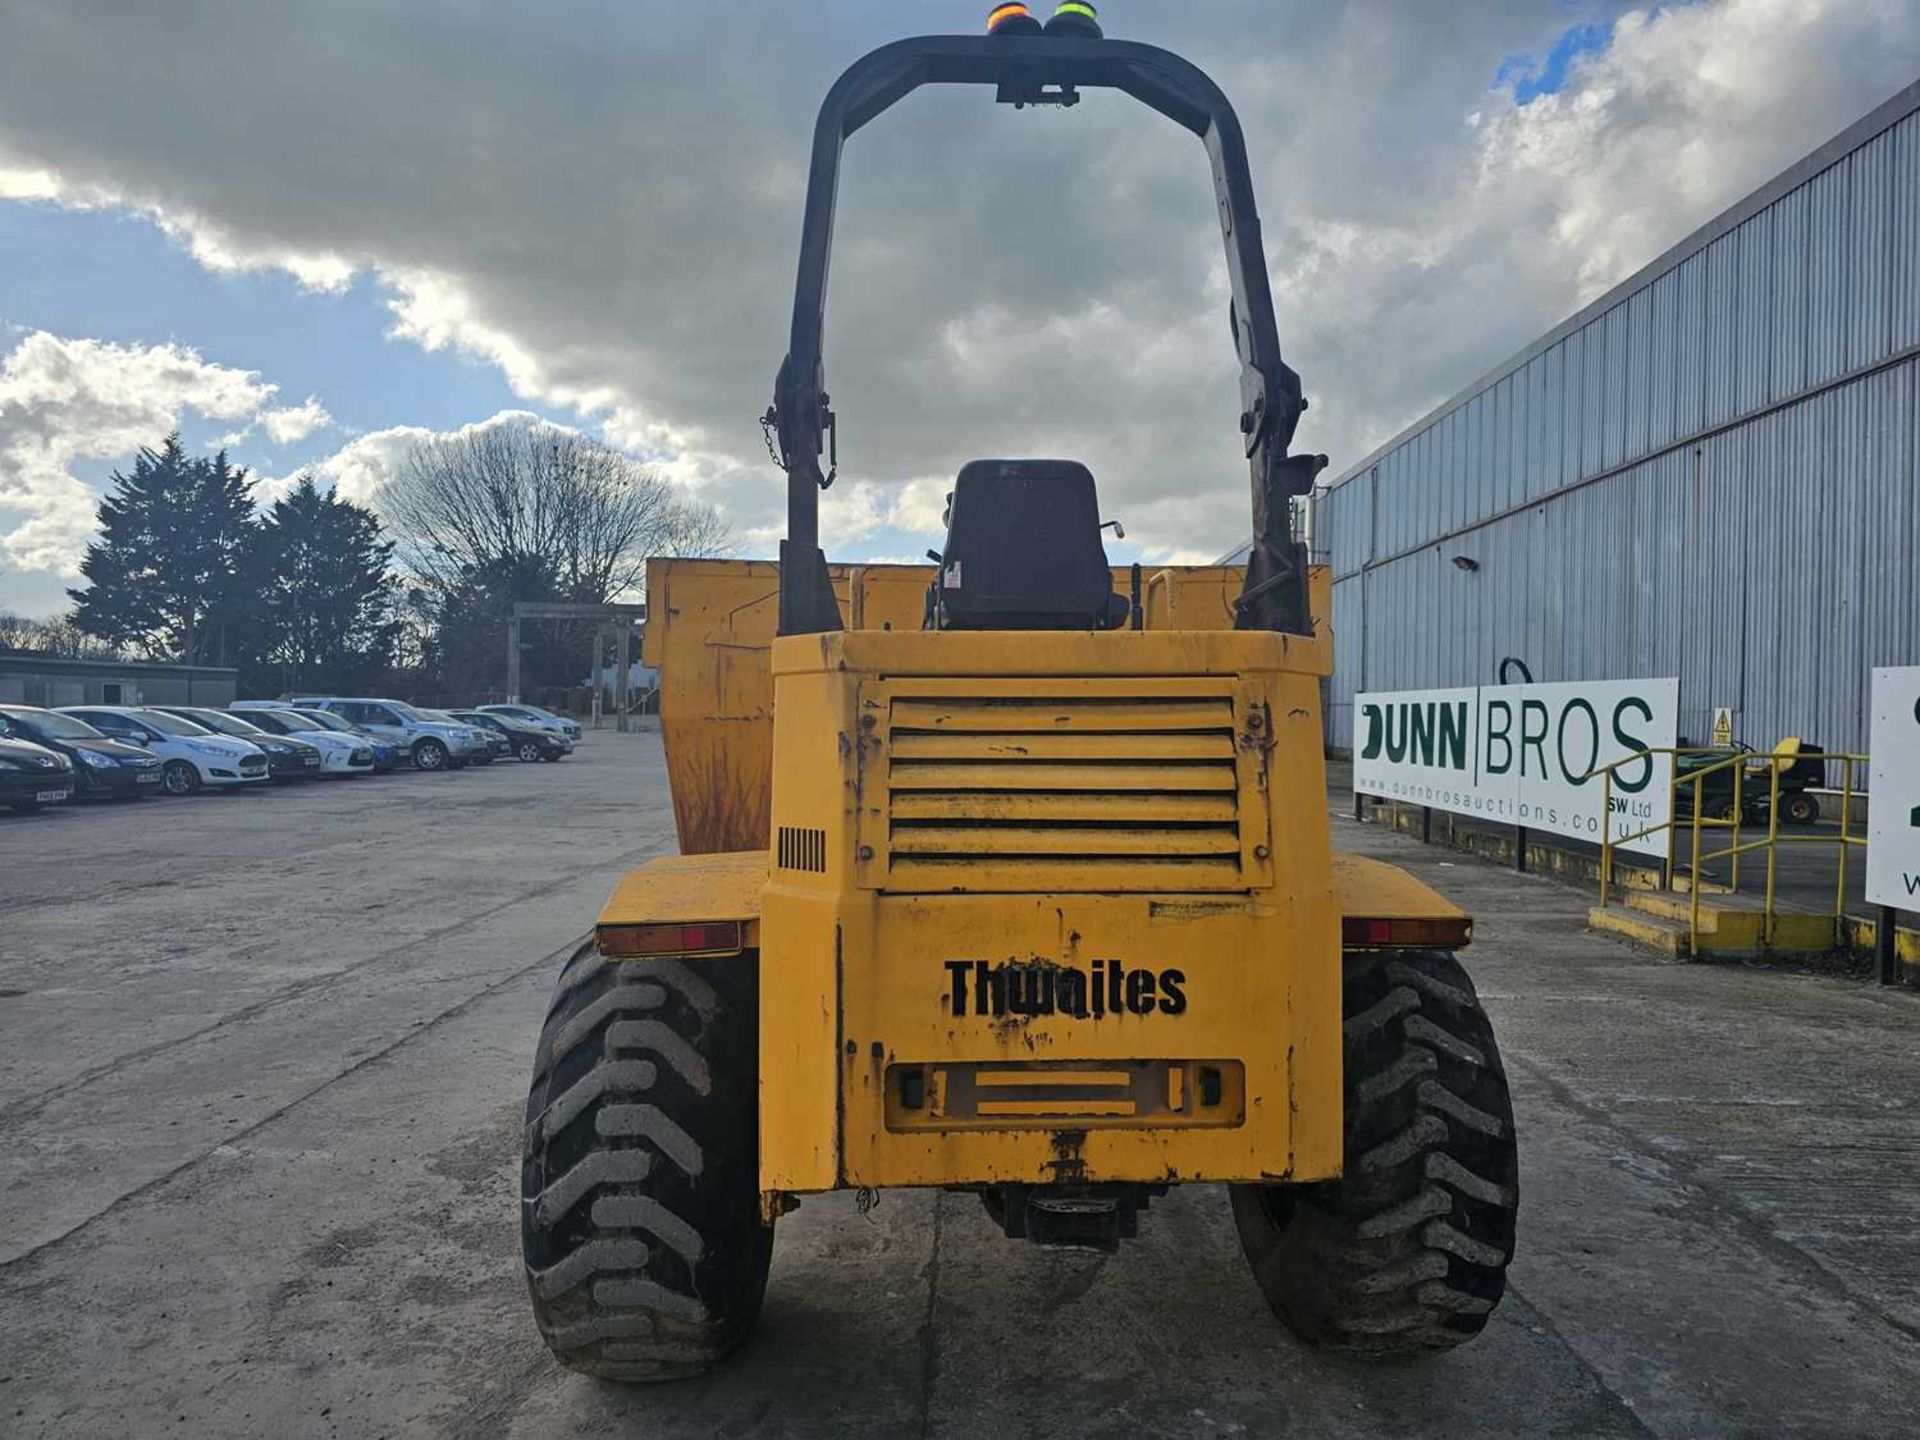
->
[2,731,1918,1438]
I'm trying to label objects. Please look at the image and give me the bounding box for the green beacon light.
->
[986,3,1043,37]
[1044,1,1103,38]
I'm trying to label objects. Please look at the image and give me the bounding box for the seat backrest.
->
[933,460,1124,631]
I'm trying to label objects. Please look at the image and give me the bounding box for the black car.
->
[0,732,75,813]
[452,709,568,763]
[0,705,163,799]
[153,706,325,781]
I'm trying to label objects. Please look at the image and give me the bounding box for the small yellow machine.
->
[521,7,1516,1381]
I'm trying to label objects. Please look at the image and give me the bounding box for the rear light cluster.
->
[1341,916,1474,950]
[597,921,743,959]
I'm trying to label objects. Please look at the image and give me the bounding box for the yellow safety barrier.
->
[1595,747,1870,955]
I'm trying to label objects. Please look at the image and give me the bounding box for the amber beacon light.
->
[986,3,1044,37]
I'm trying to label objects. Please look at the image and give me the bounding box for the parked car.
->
[274,707,400,773]
[0,731,75,813]
[452,708,571,763]
[227,705,377,776]
[292,698,482,772]
[152,706,325,782]
[479,703,583,742]
[59,706,269,795]
[0,705,163,799]
[430,709,508,763]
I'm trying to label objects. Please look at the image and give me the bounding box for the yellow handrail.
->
[1592,747,1869,957]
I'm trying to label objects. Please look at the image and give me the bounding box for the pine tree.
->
[70,433,258,665]
[251,476,400,694]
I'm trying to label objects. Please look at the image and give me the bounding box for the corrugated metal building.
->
[1301,79,1920,757]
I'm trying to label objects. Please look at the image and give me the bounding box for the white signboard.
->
[1355,678,1679,857]
[1867,667,1920,909]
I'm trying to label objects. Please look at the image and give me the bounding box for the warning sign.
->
[1710,707,1735,749]
[1866,668,1920,910]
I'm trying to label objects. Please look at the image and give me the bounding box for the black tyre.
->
[161,760,200,796]
[1230,948,1517,1356]
[521,942,773,1382]
[1780,792,1820,827]
[412,738,448,772]
[518,741,543,763]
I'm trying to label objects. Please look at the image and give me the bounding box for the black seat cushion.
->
[934,460,1125,631]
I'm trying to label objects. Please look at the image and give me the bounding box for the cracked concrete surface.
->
[1,732,1917,1437]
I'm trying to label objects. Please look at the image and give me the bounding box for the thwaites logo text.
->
[944,960,1187,1019]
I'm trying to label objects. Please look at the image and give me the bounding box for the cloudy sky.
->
[1,0,1917,616]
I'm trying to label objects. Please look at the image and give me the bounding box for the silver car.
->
[294,697,482,772]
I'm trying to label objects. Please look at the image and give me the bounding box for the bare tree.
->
[0,610,124,659]
[378,419,728,599]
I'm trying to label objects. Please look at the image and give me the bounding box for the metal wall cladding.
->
[1320,103,1920,761]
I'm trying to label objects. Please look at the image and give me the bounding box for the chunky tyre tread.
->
[521,941,772,1382]
[1231,948,1518,1356]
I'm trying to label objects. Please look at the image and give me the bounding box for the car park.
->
[0,705,163,799]
[478,703,582,742]
[293,697,482,772]
[451,708,570,763]
[226,705,377,776]
[60,705,270,795]
[0,731,75,813]
[152,706,326,782]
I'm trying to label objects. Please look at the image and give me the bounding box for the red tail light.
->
[597,920,744,959]
[1341,916,1474,950]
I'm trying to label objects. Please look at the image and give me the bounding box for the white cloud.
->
[0,334,347,593]
[1470,0,1917,301]
[0,165,61,201]
[0,331,294,575]
[271,408,572,509]
[1,0,1916,569]
[215,396,334,452]
[259,397,333,445]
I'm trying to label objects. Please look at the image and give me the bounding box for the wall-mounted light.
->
[1452,555,1480,573]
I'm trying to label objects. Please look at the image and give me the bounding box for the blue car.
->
[282,706,401,773]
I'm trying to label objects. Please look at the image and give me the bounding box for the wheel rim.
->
[163,762,194,795]
[520,743,540,762]
[416,742,445,770]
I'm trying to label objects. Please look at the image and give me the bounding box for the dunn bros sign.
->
[1355,679,1680,858]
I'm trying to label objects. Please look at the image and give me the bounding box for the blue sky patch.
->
[1495,18,1614,104]
[0,201,546,471]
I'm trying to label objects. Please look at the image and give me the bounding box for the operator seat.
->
[929,459,1130,631]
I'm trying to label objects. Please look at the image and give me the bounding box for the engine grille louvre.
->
[777,826,828,874]
[877,687,1248,891]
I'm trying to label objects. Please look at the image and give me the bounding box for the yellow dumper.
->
[520,11,1516,1382]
